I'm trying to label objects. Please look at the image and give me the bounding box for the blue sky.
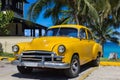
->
[24,0,53,27]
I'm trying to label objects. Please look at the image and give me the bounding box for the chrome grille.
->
[20,51,62,62]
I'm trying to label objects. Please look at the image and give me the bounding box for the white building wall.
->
[0,36,33,53]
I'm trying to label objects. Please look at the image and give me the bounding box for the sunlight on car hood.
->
[29,36,79,51]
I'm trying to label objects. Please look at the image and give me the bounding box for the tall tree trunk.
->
[75,14,80,24]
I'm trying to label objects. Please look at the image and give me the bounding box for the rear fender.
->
[92,43,102,59]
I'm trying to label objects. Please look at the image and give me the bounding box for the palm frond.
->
[27,0,53,21]
[109,37,119,44]
[27,2,36,21]
[84,0,100,24]
[44,8,53,18]
[55,17,70,25]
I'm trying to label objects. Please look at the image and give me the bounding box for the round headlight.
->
[58,45,66,53]
[12,45,19,52]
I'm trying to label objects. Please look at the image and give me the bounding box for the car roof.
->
[48,24,89,30]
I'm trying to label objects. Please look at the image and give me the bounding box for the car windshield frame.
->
[45,27,78,38]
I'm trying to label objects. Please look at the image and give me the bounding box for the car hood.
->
[26,37,79,51]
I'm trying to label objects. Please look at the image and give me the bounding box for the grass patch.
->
[100,58,120,62]
[0,52,14,58]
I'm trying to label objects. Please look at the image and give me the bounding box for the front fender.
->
[14,42,30,55]
[52,44,75,64]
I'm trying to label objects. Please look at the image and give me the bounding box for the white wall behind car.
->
[0,37,33,53]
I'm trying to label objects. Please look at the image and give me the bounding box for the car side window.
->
[87,30,93,40]
[79,29,86,39]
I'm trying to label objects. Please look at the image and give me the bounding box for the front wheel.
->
[64,55,80,78]
[17,66,33,74]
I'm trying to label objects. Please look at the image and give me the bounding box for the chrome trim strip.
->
[23,51,54,54]
[22,55,64,58]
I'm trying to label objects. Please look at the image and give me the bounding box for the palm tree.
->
[28,0,99,25]
[28,0,120,44]
[109,0,120,27]
[27,0,66,24]
[82,0,120,44]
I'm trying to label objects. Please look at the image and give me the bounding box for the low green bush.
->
[0,52,14,57]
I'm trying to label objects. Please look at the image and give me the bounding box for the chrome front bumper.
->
[12,60,70,69]
[12,50,70,69]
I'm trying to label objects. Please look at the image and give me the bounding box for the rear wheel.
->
[92,55,100,66]
[64,55,80,78]
[17,66,33,74]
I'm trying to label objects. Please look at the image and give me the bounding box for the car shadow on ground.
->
[11,62,94,80]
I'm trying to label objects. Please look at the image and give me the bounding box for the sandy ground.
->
[0,61,94,80]
[85,66,120,80]
[1,60,120,80]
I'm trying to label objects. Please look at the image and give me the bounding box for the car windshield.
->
[46,28,78,37]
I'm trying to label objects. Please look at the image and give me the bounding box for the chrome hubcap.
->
[71,59,78,74]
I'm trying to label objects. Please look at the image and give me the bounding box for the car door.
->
[78,28,91,64]
[86,29,96,58]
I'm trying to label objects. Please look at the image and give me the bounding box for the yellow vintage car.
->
[12,24,102,77]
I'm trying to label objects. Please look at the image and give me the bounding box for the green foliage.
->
[0,10,14,35]
[0,52,14,58]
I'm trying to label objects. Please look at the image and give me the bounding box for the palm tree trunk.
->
[75,14,80,24]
